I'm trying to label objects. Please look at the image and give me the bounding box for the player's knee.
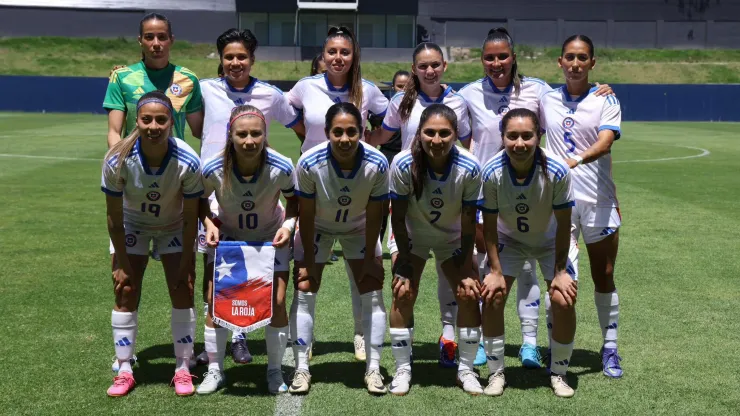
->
[550,290,576,311]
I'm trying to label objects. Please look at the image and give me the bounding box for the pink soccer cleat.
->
[172,370,196,396]
[107,372,136,397]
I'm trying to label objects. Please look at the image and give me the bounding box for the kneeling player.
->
[479,108,577,398]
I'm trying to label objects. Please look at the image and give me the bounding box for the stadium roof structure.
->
[0,0,236,11]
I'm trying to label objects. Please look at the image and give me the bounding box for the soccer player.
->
[290,102,389,395]
[388,104,484,396]
[479,108,577,398]
[197,105,298,395]
[541,34,624,379]
[310,52,327,76]
[367,42,472,368]
[195,28,304,366]
[102,92,203,397]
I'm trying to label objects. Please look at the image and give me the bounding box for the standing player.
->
[196,28,304,366]
[367,42,472,368]
[102,92,203,397]
[388,104,484,396]
[479,108,577,398]
[197,105,298,395]
[290,103,389,395]
[286,26,388,361]
[541,34,624,378]
[311,52,327,76]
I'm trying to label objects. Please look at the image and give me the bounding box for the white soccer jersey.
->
[480,148,574,247]
[390,146,483,240]
[541,86,622,206]
[101,137,204,231]
[199,77,300,163]
[381,86,472,150]
[295,141,389,235]
[459,76,551,166]
[286,73,389,152]
[201,148,295,241]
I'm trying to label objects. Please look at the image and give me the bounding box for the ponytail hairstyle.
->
[482,27,523,96]
[324,101,363,138]
[222,105,268,193]
[561,34,595,58]
[500,108,547,181]
[411,104,458,200]
[216,28,258,60]
[399,42,444,123]
[138,13,173,60]
[324,26,363,110]
[105,91,174,178]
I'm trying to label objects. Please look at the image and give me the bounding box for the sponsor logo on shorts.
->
[147,191,161,201]
[170,84,182,96]
[338,195,352,206]
[563,117,575,129]
[430,197,444,209]
[125,234,137,247]
[516,203,530,214]
[241,200,255,211]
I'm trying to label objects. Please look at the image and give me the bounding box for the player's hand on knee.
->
[481,271,506,306]
[549,271,578,307]
[273,227,291,248]
[457,277,481,301]
[113,268,134,295]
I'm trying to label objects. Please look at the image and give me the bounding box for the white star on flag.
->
[215,259,236,282]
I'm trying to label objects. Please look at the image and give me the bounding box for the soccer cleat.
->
[107,372,135,397]
[474,342,486,366]
[550,374,575,398]
[171,370,196,396]
[150,246,161,261]
[231,337,253,364]
[267,369,289,394]
[196,369,224,395]
[456,370,483,396]
[354,334,366,361]
[438,336,458,368]
[519,343,541,369]
[111,355,137,373]
[601,347,624,378]
[483,371,506,396]
[364,368,388,395]
[330,253,339,262]
[289,370,312,394]
[389,368,412,396]
[195,350,209,366]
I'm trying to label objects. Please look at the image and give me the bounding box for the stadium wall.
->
[0,76,737,122]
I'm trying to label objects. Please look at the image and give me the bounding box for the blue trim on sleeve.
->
[458,131,472,141]
[599,125,622,140]
[284,113,301,128]
[369,193,390,201]
[382,121,400,132]
[295,190,315,199]
[553,201,575,210]
[478,206,499,214]
[184,190,204,199]
[390,192,408,201]
[101,186,123,197]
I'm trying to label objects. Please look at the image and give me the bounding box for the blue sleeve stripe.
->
[463,199,483,207]
[203,162,223,178]
[369,193,390,201]
[284,113,301,128]
[300,149,328,166]
[553,201,575,210]
[363,154,389,169]
[294,190,315,199]
[545,157,569,174]
[479,206,499,214]
[374,109,387,117]
[598,125,621,140]
[381,121,400,132]
[267,157,294,174]
[390,192,408,200]
[281,187,295,194]
[101,186,123,197]
[458,131,472,141]
[396,154,413,165]
[184,190,204,199]
[301,154,329,169]
[174,148,201,166]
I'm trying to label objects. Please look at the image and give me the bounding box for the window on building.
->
[269,14,295,46]
[358,15,386,48]
[300,13,327,47]
[239,13,269,44]
[387,15,414,48]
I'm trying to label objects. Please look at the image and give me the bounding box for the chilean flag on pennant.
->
[212,241,275,333]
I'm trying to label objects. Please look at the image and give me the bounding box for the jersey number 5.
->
[564,132,576,153]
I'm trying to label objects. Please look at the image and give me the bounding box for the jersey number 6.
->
[517,216,529,233]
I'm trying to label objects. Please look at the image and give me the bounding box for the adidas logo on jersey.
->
[176,335,193,344]
[432,187,443,195]
[516,193,526,200]
[234,98,245,105]
[499,96,509,103]
[340,186,351,193]
[333,97,342,104]
[243,190,253,197]
[133,87,146,96]
[168,237,182,248]
[567,108,576,114]
[149,182,159,188]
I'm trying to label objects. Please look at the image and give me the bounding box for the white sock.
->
[517,263,540,346]
[390,328,412,372]
[544,292,553,347]
[232,331,245,342]
[290,291,316,372]
[483,335,505,374]
[112,310,137,374]
[171,308,196,372]
[361,290,386,372]
[595,291,619,349]
[457,327,481,372]
[204,326,227,372]
[266,325,289,371]
[345,260,363,335]
[436,261,457,341]
[550,340,574,376]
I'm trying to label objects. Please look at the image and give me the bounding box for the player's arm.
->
[106,195,132,274]
[366,126,395,146]
[550,207,577,306]
[186,110,204,139]
[298,196,317,268]
[460,136,472,150]
[567,129,616,168]
[390,199,411,266]
[107,110,126,149]
[290,120,306,139]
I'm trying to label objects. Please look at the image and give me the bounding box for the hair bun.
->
[488,27,510,36]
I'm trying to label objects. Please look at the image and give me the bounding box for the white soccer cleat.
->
[389,368,412,396]
[267,369,289,394]
[364,369,387,395]
[550,374,575,398]
[456,370,483,396]
[483,371,506,396]
[196,369,225,395]
[354,334,366,362]
[289,370,312,394]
